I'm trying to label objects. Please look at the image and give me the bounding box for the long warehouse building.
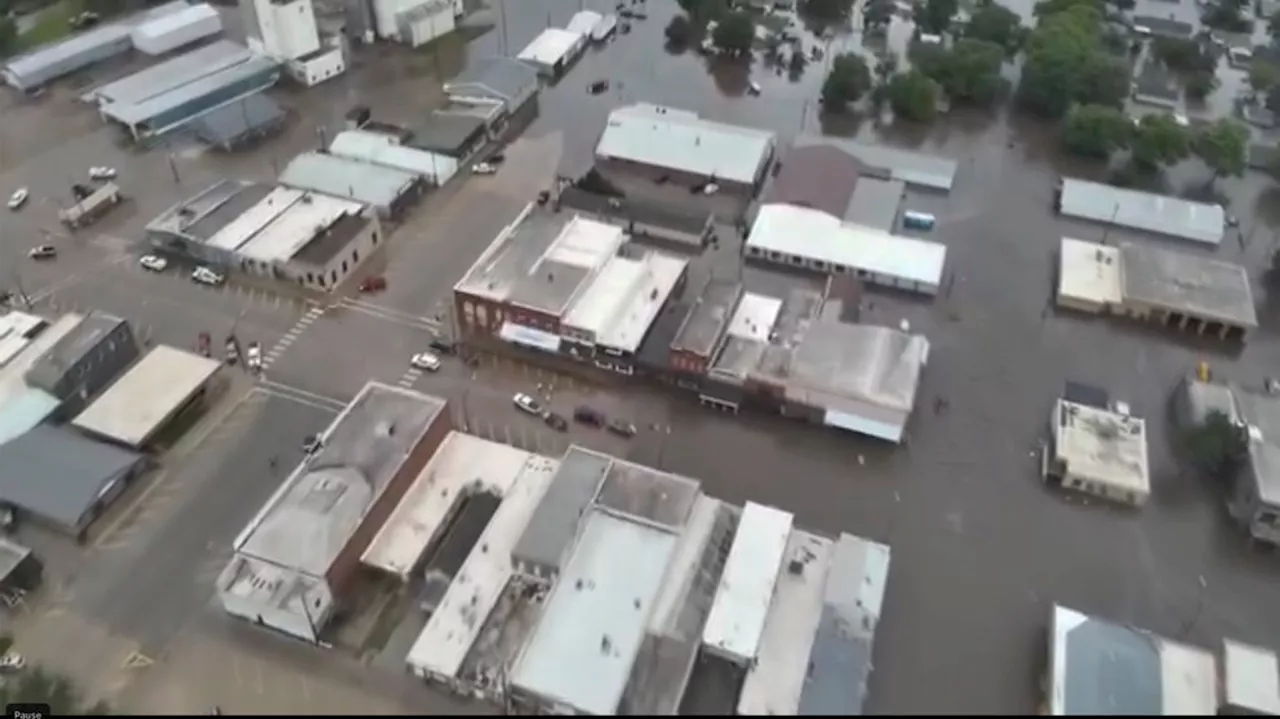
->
[83,40,252,109]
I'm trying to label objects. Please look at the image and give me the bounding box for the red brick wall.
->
[668,349,708,376]
[326,408,454,592]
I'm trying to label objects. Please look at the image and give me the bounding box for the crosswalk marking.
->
[260,306,326,371]
[122,651,153,669]
[338,297,441,332]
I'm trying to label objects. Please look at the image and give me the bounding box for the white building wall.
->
[287,45,346,86]
[373,0,416,38]
[403,4,455,47]
[284,214,381,292]
[254,0,321,60]
[214,558,334,643]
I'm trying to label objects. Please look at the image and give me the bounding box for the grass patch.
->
[17,0,84,51]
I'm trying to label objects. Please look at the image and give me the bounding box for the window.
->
[306,273,315,284]
[352,249,359,263]
[476,304,488,326]
[371,231,379,245]
[316,276,326,288]
[341,260,348,273]
[330,270,338,285]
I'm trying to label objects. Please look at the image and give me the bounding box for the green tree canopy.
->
[1130,113,1191,170]
[927,38,1007,106]
[0,17,16,59]
[888,70,940,122]
[862,0,894,32]
[1019,3,1128,118]
[821,52,872,110]
[1184,409,1248,479]
[915,0,958,34]
[1202,0,1251,32]
[964,0,1024,54]
[801,0,856,23]
[664,14,694,48]
[1250,60,1280,95]
[1152,37,1214,74]
[676,0,729,24]
[1270,9,1280,39]
[1062,104,1132,158]
[711,11,755,55]
[1194,118,1249,181]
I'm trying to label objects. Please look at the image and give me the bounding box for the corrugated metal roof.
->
[444,56,538,103]
[596,103,777,186]
[792,136,958,191]
[131,2,220,40]
[278,152,418,209]
[85,40,251,107]
[1058,179,1225,245]
[3,24,133,81]
[103,54,281,127]
[0,425,142,529]
[328,130,454,179]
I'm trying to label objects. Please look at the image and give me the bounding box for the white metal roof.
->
[206,186,303,251]
[0,314,82,411]
[545,215,623,268]
[648,495,723,635]
[1053,399,1150,495]
[597,253,688,353]
[738,530,833,716]
[84,39,247,106]
[405,465,555,680]
[0,312,48,368]
[1223,640,1280,714]
[278,152,418,209]
[1058,238,1123,309]
[566,10,604,35]
[748,203,947,288]
[726,292,783,342]
[361,433,535,578]
[517,28,583,66]
[237,192,364,263]
[328,130,455,180]
[130,3,221,43]
[511,510,679,716]
[596,103,776,186]
[1058,178,1225,246]
[71,345,219,448]
[562,256,648,338]
[701,501,794,665]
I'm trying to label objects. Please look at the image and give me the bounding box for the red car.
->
[358,276,387,293]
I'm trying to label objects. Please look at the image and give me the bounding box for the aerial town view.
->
[4,0,1280,712]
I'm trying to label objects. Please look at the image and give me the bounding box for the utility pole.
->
[498,0,509,55]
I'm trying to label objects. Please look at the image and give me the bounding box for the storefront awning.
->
[824,409,905,444]
[498,322,562,353]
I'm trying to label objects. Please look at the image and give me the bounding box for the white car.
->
[411,352,441,371]
[513,392,543,416]
[0,653,25,673]
[139,254,168,272]
[246,342,262,371]
[473,162,498,175]
[7,188,28,210]
[191,266,225,286]
[27,244,56,260]
[89,166,117,180]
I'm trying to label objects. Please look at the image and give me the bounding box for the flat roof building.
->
[1047,604,1217,714]
[746,203,947,296]
[511,446,612,582]
[2,24,134,92]
[792,135,958,191]
[797,533,891,715]
[217,382,450,642]
[668,279,744,375]
[763,145,862,217]
[516,28,586,77]
[71,345,221,449]
[596,104,777,192]
[1056,238,1257,341]
[404,464,555,687]
[329,130,459,186]
[1057,178,1225,245]
[509,509,681,716]
[362,432,548,579]
[845,178,906,232]
[1046,398,1150,507]
[1222,639,1280,715]
[278,152,422,219]
[0,312,50,369]
[25,311,138,420]
[407,111,490,159]
[146,180,273,248]
[443,56,539,118]
[237,192,365,265]
[701,501,793,666]
[0,314,84,447]
[737,531,833,716]
[0,425,144,537]
[561,252,689,358]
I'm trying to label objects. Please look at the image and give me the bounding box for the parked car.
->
[588,79,610,95]
[411,352,441,371]
[545,412,568,432]
[246,342,262,371]
[27,244,56,260]
[192,266,225,286]
[358,275,386,293]
[0,653,25,673]
[513,392,544,416]
[89,166,117,180]
[607,419,637,438]
[224,337,237,365]
[139,254,168,272]
[473,162,498,175]
[7,188,28,210]
[574,405,606,427]
[429,338,456,355]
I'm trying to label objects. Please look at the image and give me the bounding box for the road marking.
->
[93,387,258,549]
[397,367,423,388]
[337,298,441,331]
[261,306,325,370]
[121,651,153,669]
[254,380,346,411]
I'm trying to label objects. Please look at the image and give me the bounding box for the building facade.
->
[24,313,139,420]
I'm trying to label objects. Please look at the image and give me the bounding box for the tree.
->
[1130,113,1190,171]
[0,17,15,59]
[1062,104,1132,158]
[1184,410,1248,479]
[1269,83,1280,114]
[930,38,1006,105]
[711,11,754,56]
[801,0,856,23]
[1270,9,1280,40]
[664,14,694,49]
[916,0,958,34]
[1202,0,1251,33]
[1184,71,1217,101]
[788,47,807,75]
[1019,3,1129,118]
[1195,118,1249,182]
[1032,0,1099,19]
[965,1,1024,54]
[1152,37,1214,75]
[862,0,894,32]
[677,0,729,24]
[821,52,872,110]
[888,70,940,122]
[1250,60,1280,96]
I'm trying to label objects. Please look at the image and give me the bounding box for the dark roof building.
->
[443,57,539,115]
[25,311,139,418]
[146,180,274,245]
[0,425,144,536]
[764,146,863,218]
[190,93,287,151]
[407,111,489,157]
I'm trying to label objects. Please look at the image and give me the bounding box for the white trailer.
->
[131,4,223,56]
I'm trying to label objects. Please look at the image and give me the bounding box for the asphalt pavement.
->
[68,390,339,654]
